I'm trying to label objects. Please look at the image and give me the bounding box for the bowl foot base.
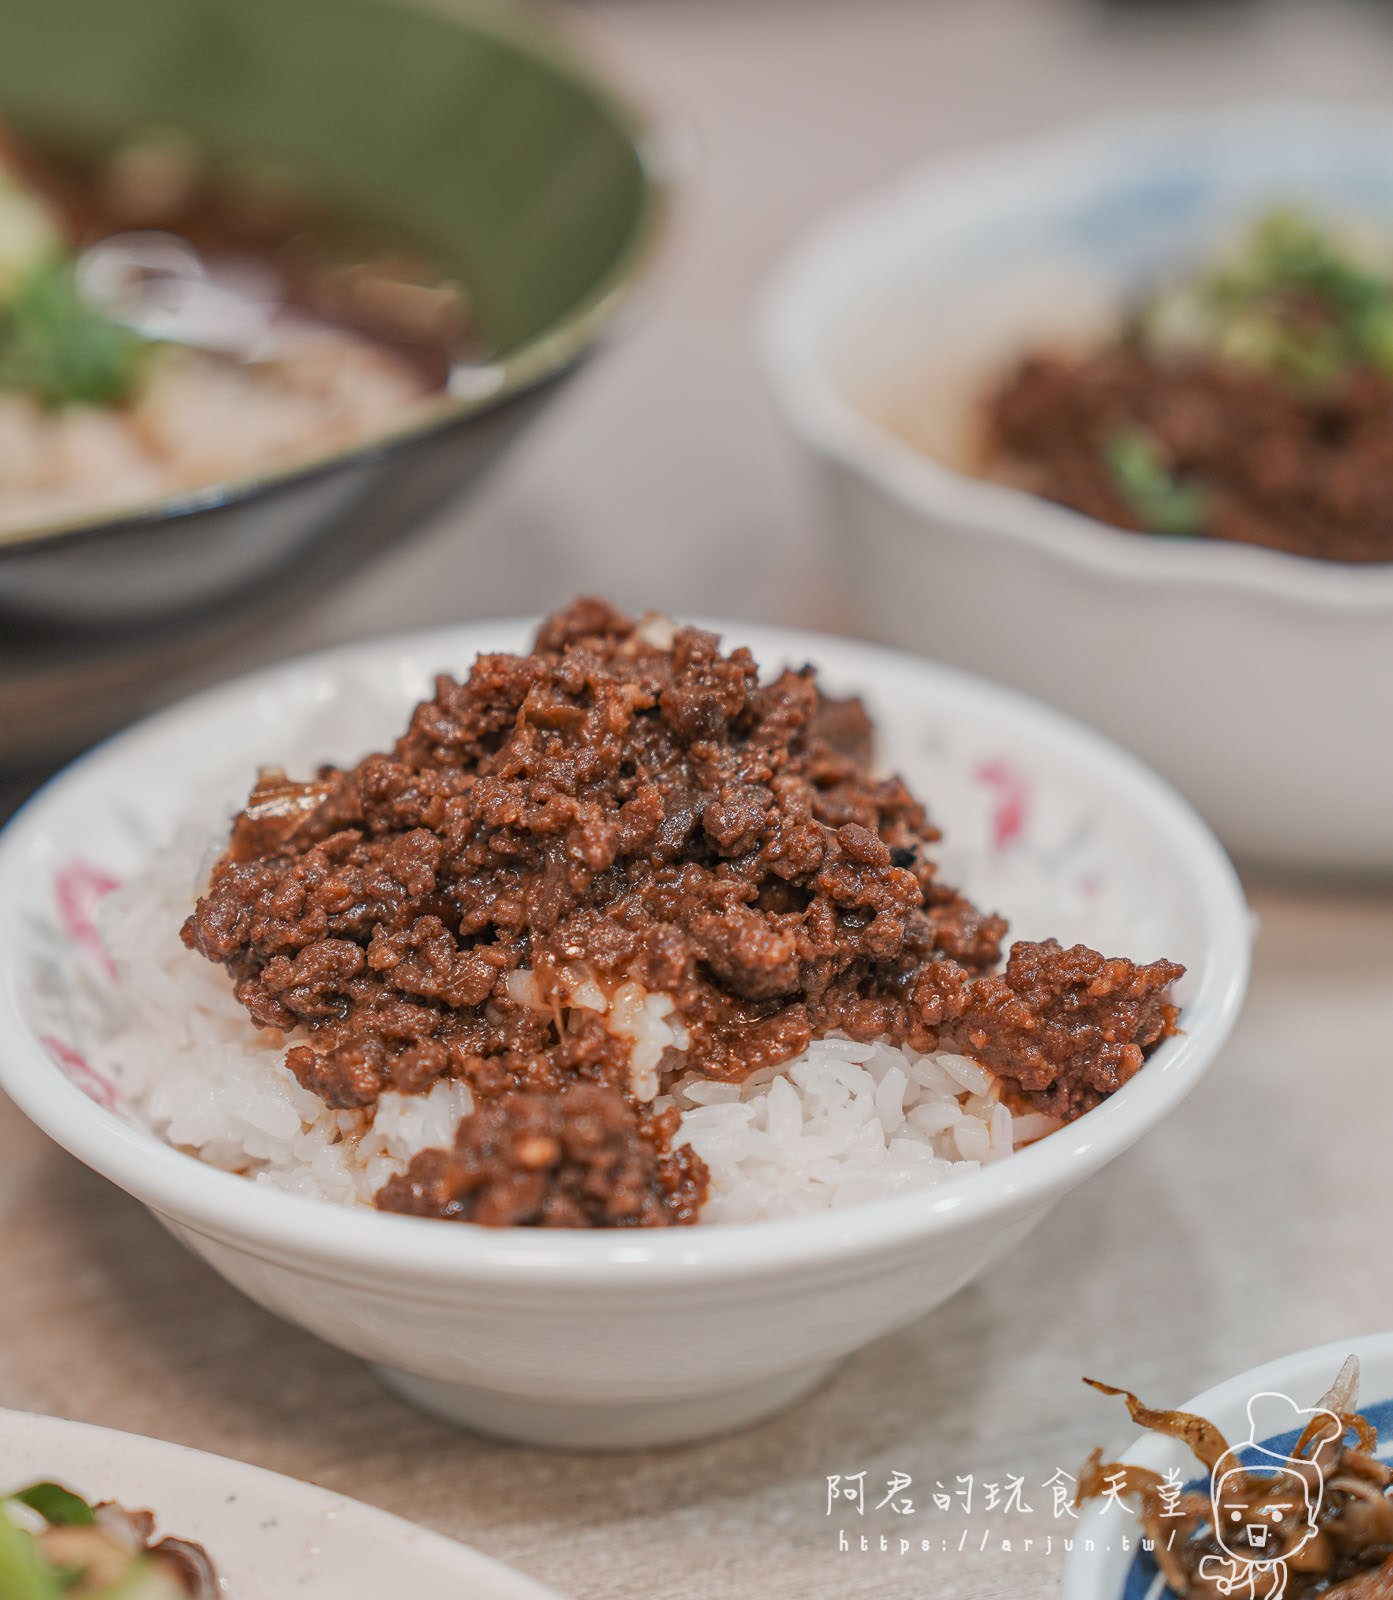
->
[371,1359,838,1450]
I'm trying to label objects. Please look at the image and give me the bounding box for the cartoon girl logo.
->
[1198,1393,1339,1598]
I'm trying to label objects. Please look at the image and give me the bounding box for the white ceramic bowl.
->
[1064,1331,1393,1600]
[0,1408,560,1598]
[762,101,1393,872]
[0,620,1249,1450]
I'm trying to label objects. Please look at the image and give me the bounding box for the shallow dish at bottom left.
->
[0,1409,562,1600]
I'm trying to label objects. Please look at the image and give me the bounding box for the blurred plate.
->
[0,1408,564,1599]
[0,0,667,750]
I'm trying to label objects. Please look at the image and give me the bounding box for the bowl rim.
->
[759,97,1393,610]
[0,0,673,558]
[0,617,1251,1288]
[1061,1329,1393,1600]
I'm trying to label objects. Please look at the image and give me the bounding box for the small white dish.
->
[1063,1331,1393,1600]
[0,619,1249,1449]
[762,101,1393,871]
[0,1408,561,1599]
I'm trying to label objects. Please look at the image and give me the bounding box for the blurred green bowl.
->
[0,0,664,634]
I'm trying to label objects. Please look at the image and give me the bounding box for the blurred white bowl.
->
[0,620,1248,1450]
[0,1408,560,1598]
[762,101,1393,872]
[1063,1331,1393,1600]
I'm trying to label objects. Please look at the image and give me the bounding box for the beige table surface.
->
[6,3,1393,1597]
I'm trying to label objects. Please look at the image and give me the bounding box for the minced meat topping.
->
[181,598,1184,1228]
[987,347,1393,561]
[981,209,1393,563]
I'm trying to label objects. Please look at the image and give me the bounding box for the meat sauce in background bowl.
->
[0,607,1249,1450]
[761,101,1393,874]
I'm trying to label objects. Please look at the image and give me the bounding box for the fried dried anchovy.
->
[1081,1358,1393,1599]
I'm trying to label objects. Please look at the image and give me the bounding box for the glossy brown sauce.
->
[182,600,1183,1228]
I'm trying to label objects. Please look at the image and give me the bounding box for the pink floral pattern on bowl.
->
[53,859,121,977]
[972,758,1032,853]
[27,855,135,1121]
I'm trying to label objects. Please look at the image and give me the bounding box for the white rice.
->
[0,325,429,537]
[91,819,1062,1223]
[664,1042,1053,1224]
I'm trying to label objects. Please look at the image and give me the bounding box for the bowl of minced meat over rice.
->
[0,599,1250,1447]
